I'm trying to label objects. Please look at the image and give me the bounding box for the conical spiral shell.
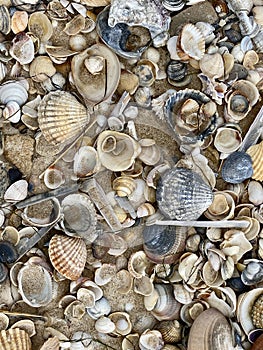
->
[48,234,87,280]
[156,167,213,220]
[38,91,90,144]
[246,141,263,181]
[0,328,31,350]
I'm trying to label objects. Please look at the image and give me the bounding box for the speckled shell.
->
[38,91,90,144]
[0,328,31,350]
[251,294,263,328]
[48,234,87,281]
[246,141,263,181]
[221,151,253,184]
[156,167,213,220]
[143,224,187,264]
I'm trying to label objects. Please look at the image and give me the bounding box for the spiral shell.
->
[156,167,214,220]
[0,328,31,350]
[48,234,87,280]
[246,141,263,181]
[38,91,90,144]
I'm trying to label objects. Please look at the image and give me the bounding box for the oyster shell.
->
[38,91,90,144]
[0,328,31,350]
[156,167,213,220]
[49,234,87,280]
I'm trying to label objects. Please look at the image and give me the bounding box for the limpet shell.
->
[0,328,31,350]
[49,234,87,281]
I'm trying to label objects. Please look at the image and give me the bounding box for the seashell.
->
[134,275,154,296]
[29,56,56,83]
[156,320,182,343]
[253,6,263,25]
[199,53,224,79]
[73,280,103,301]
[128,251,150,279]
[43,166,65,190]
[139,329,164,350]
[4,179,28,203]
[246,141,263,181]
[95,316,115,334]
[122,333,140,350]
[63,14,85,36]
[64,300,86,319]
[117,70,139,95]
[0,328,31,350]
[227,0,253,13]
[0,313,9,331]
[28,12,53,44]
[37,90,90,144]
[39,337,60,350]
[241,260,263,285]
[97,130,141,172]
[10,32,35,65]
[69,34,88,52]
[173,283,194,304]
[214,125,242,154]
[3,101,21,123]
[84,55,104,75]
[17,264,53,307]
[180,23,205,60]
[71,43,120,105]
[112,176,136,198]
[86,297,111,320]
[48,234,87,280]
[0,6,11,35]
[76,288,95,308]
[248,180,263,205]
[0,226,20,246]
[133,59,157,87]
[162,0,185,11]
[94,264,116,286]
[204,191,235,221]
[108,312,132,336]
[11,319,36,337]
[187,308,234,350]
[221,151,253,184]
[0,80,28,109]
[73,146,100,177]
[138,139,161,166]
[156,167,213,220]
[80,0,110,5]
[195,22,215,44]
[115,270,133,294]
[243,50,259,70]
[137,203,156,218]
[166,61,191,87]
[0,263,8,283]
[143,224,187,264]
[11,11,28,34]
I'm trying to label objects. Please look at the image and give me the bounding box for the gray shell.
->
[241,261,263,285]
[221,151,253,184]
[156,167,214,220]
[167,61,191,87]
[162,0,185,11]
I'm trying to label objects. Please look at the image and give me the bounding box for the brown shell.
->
[156,320,182,343]
[0,328,31,350]
[38,91,90,144]
[251,334,263,350]
[246,141,263,181]
[48,234,87,280]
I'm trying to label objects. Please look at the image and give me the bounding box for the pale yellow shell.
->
[38,91,89,144]
[48,234,87,281]
[0,328,31,350]
[247,141,263,181]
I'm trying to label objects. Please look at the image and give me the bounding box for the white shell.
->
[73,146,100,177]
[4,179,28,202]
[43,167,65,189]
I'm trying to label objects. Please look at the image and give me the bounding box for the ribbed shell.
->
[246,141,263,181]
[221,151,253,184]
[156,320,182,343]
[180,23,205,60]
[0,163,9,202]
[38,91,89,144]
[143,225,187,264]
[0,328,31,350]
[162,0,185,11]
[156,167,213,220]
[49,234,87,280]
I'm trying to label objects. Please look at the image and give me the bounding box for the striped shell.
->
[48,234,87,280]
[0,328,31,350]
[156,167,214,220]
[38,91,90,144]
[246,141,263,181]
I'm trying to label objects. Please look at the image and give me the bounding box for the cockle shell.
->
[139,329,164,350]
[38,91,90,144]
[49,234,87,281]
[156,320,182,343]
[221,151,253,184]
[11,320,36,337]
[214,125,242,154]
[108,312,132,336]
[246,141,263,181]
[43,166,65,189]
[180,23,205,60]
[199,53,224,79]
[187,308,234,350]
[205,191,235,221]
[0,328,31,350]
[156,167,213,220]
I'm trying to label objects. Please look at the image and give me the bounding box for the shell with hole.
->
[0,328,31,350]
[37,90,91,144]
[48,234,87,281]
[71,43,120,105]
[97,130,141,172]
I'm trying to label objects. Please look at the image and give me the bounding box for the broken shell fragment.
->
[246,141,263,181]
[4,179,28,203]
[139,329,164,350]
[63,14,85,35]
[28,12,53,44]
[0,328,31,350]
[10,32,35,65]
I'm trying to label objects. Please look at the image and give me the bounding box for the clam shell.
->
[73,146,100,177]
[4,179,28,203]
[214,126,242,154]
[112,176,136,197]
[199,53,224,79]
[0,328,31,350]
[10,32,34,65]
[38,91,90,144]
[139,329,164,350]
[0,80,28,106]
[187,308,234,350]
[180,23,205,60]
[156,167,213,220]
[246,141,263,181]
[29,56,56,83]
[221,151,253,184]
[49,234,87,280]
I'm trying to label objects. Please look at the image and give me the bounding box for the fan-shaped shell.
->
[156,167,213,220]
[246,141,263,181]
[38,91,90,144]
[0,328,31,350]
[48,234,87,281]
[180,23,205,60]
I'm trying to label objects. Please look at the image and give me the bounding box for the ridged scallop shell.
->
[38,91,90,144]
[49,234,87,280]
[156,167,213,220]
[0,328,31,350]
[143,224,187,264]
[180,23,205,60]
[246,141,263,181]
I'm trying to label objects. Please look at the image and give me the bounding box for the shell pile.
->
[0,0,263,349]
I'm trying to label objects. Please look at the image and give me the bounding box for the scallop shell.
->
[156,167,213,220]
[48,234,87,281]
[180,23,205,60]
[0,328,31,350]
[38,91,90,144]
[221,151,253,184]
[246,141,263,181]
[143,224,187,264]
